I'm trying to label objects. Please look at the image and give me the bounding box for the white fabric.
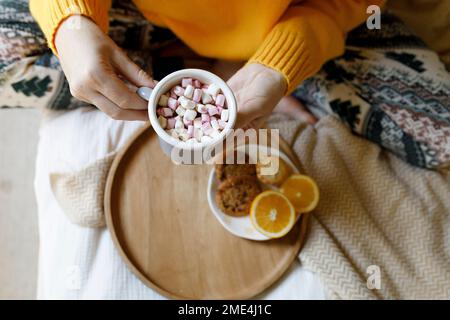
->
[35,107,327,300]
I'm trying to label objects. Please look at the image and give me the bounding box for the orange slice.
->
[280,174,319,213]
[250,191,296,238]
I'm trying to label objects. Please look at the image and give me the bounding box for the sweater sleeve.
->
[248,0,385,93]
[29,0,112,54]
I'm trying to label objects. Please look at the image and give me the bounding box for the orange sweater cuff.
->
[30,0,111,54]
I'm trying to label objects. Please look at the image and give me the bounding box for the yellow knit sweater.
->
[29,0,383,92]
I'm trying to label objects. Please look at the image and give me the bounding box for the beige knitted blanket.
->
[51,115,450,299]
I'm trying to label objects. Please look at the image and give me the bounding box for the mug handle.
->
[137,87,153,102]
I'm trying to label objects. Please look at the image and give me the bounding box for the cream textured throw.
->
[50,115,450,299]
[50,152,116,228]
[268,115,450,299]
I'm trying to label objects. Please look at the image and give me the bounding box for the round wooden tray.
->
[104,124,309,299]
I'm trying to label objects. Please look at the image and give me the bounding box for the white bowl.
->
[207,144,300,241]
[145,69,237,161]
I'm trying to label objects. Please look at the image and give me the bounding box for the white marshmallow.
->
[178,132,190,142]
[175,118,184,129]
[168,129,179,139]
[193,118,202,128]
[201,92,213,104]
[184,109,197,121]
[196,104,208,114]
[221,109,229,122]
[206,83,221,97]
[175,106,186,117]
[193,127,204,141]
[209,129,221,138]
[158,95,169,107]
[179,96,196,109]
[210,119,220,130]
[184,85,194,99]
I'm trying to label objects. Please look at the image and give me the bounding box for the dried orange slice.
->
[250,191,296,238]
[280,174,319,213]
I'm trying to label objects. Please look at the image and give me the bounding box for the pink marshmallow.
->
[168,97,178,110]
[187,125,194,137]
[181,78,193,88]
[183,118,193,127]
[170,92,177,99]
[167,118,176,129]
[193,88,203,103]
[207,105,219,116]
[215,94,225,107]
[162,107,173,117]
[173,86,185,96]
[156,108,164,116]
[201,114,210,123]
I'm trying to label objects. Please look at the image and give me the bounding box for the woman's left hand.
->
[227,63,287,129]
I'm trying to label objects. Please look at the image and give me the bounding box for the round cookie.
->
[215,176,262,217]
[215,151,256,182]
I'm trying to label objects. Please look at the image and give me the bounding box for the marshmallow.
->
[211,118,220,130]
[193,118,202,128]
[184,109,197,121]
[202,122,214,135]
[202,92,213,104]
[158,115,167,129]
[170,92,177,99]
[217,106,223,115]
[181,78,193,88]
[161,107,173,117]
[168,129,179,139]
[175,106,186,116]
[158,95,169,107]
[187,125,194,137]
[175,118,184,129]
[196,104,208,114]
[156,108,164,116]
[178,131,190,142]
[193,127,203,141]
[173,86,185,96]
[179,96,196,109]
[167,118,176,129]
[193,79,202,88]
[183,117,193,127]
[207,104,219,116]
[168,97,178,110]
[221,109,229,122]
[218,119,227,129]
[215,94,225,107]
[184,85,194,99]
[193,88,203,102]
[201,114,210,123]
[206,83,221,97]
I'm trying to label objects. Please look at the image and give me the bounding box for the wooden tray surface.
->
[105,125,309,299]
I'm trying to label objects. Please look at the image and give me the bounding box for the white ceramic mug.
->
[138,69,237,164]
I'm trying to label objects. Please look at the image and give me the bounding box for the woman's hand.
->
[55,16,156,120]
[227,63,286,128]
[227,63,316,128]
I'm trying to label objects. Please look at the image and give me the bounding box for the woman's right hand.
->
[55,16,156,121]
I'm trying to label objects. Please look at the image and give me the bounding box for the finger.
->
[112,48,157,88]
[96,68,149,111]
[90,92,149,121]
